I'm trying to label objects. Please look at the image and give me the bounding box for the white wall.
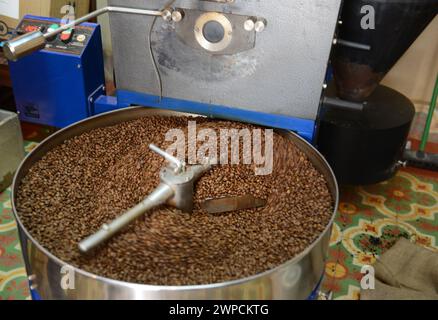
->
[382,16,438,106]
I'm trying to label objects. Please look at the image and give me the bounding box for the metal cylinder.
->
[319,85,415,185]
[3,31,46,62]
[12,107,339,300]
[78,183,174,253]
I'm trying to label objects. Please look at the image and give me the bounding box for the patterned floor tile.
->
[322,167,438,300]
[327,241,362,300]
[0,275,30,300]
[0,144,31,300]
[396,171,438,247]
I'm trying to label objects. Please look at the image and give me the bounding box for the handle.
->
[3,6,166,61]
[78,183,174,253]
[150,144,185,173]
[419,74,438,152]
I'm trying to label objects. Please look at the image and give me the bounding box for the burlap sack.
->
[360,238,438,300]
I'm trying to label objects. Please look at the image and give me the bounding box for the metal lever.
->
[3,6,172,61]
[149,143,186,173]
[334,38,371,51]
[201,195,267,214]
[323,97,365,112]
[78,183,174,253]
[78,144,212,253]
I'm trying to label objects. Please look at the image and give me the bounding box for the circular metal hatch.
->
[194,12,233,52]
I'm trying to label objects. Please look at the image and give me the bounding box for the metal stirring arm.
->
[78,144,212,253]
[78,183,174,253]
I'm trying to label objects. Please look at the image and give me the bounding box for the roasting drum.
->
[12,107,339,299]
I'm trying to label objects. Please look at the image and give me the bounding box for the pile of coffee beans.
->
[16,116,334,285]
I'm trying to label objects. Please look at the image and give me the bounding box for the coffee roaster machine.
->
[7,0,344,142]
[3,0,436,300]
[4,0,343,300]
[8,1,438,185]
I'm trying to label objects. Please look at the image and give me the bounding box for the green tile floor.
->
[321,168,438,299]
[1,143,437,300]
[0,142,37,300]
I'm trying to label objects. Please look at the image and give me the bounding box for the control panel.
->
[15,16,95,56]
[9,15,105,128]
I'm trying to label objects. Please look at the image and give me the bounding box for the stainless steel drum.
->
[12,107,339,300]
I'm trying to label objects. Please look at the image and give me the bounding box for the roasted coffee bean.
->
[16,116,334,286]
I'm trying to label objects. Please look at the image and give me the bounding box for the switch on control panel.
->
[48,24,60,33]
[60,29,74,43]
[24,25,39,33]
[15,17,95,55]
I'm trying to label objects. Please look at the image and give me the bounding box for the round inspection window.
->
[202,21,225,44]
[195,12,233,52]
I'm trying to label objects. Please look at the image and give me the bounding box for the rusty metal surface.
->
[332,0,437,102]
[332,58,384,102]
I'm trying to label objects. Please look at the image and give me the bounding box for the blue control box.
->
[9,15,105,128]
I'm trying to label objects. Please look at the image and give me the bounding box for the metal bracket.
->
[87,84,106,116]
[172,9,263,55]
